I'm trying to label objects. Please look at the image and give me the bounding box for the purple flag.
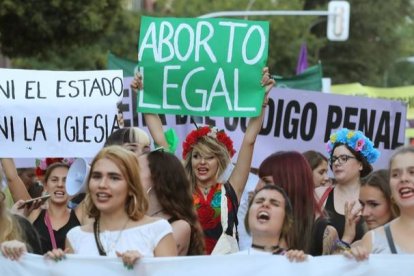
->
[295,43,308,75]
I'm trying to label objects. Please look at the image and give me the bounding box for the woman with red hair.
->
[258,151,341,255]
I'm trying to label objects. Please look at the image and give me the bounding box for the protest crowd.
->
[1,15,414,276]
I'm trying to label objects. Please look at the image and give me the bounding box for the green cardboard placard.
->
[137,16,269,117]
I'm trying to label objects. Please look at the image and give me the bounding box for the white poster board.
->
[0,69,123,158]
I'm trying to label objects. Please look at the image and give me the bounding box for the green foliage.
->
[3,0,414,87]
[316,0,414,86]
[155,0,325,76]
[12,5,141,70]
[0,0,122,58]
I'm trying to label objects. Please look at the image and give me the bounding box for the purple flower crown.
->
[326,128,380,164]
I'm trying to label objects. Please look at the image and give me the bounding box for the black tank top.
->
[324,188,365,242]
[33,209,81,254]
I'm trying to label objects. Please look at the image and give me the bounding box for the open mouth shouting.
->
[257,210,270,223]
[399,187,414,199]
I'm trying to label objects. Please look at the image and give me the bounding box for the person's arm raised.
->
[228,67,275,201]
[131,73,168,149]
[0,158,31,201]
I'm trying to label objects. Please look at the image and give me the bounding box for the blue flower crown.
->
[326,128,380,164]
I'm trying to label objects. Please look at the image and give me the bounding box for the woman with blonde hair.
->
[46,146,177,268]
[0,190,42,260]
[132,68,275,254]
[105,128,205,255]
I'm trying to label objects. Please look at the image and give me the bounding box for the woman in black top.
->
[1,158,88,254]
[317,128,380,243]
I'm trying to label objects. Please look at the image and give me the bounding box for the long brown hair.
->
[361,169,399,219]
[147,150,205,255]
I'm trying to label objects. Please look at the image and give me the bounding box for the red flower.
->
[182,126,236,159]
[35,167,44,178]
[35,157,66,178]
[46,158,63,166]
[197,205,218,229]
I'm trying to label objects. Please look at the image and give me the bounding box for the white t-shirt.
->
[237,173,259,250]
[235,248,272,255]
[67,219,172,257]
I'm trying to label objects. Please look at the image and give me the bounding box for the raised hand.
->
[261,67,276,107]
[342,201,362,244]
[131,72,144,91]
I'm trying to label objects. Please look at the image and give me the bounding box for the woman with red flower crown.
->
[131,68,275,254]
[1,157,91,254]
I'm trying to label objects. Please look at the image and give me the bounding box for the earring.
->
[146,187,152,194]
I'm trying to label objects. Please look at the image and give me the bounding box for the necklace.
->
[97,217,130,254]
[251,243,280,252]
[150,209,164,217]
[198,185,211,196]
[202,187,210,195]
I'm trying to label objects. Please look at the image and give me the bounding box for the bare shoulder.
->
[170,219,191,256]
[132,215,165,226]
[171,219,191,235]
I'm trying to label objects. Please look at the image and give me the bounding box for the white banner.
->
[0,69,123,158]
[5,75,407,171]
[122,77,406,170]
[1,254,413,276]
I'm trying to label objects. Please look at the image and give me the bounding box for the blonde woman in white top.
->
[46,146,177,269]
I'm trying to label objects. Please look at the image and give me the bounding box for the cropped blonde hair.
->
[183,136,231,188]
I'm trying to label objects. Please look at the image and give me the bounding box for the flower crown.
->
[35,158,75,178]
[182,126,236,159]
[326,128,380,164]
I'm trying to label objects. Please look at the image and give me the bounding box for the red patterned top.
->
[193,182,237,254]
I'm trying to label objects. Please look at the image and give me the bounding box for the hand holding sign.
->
[261,67,275,108]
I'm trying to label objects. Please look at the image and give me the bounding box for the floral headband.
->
[326,128,380,164]
[182,126,236,159]
[35,158,75,178]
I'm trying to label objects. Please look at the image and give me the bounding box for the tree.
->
[0,0,123,58]
[306,0,414,86]
[154,0,325,77]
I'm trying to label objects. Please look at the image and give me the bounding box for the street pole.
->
[199,1,350,41]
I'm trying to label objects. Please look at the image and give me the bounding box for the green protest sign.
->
[137,16,269,117]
